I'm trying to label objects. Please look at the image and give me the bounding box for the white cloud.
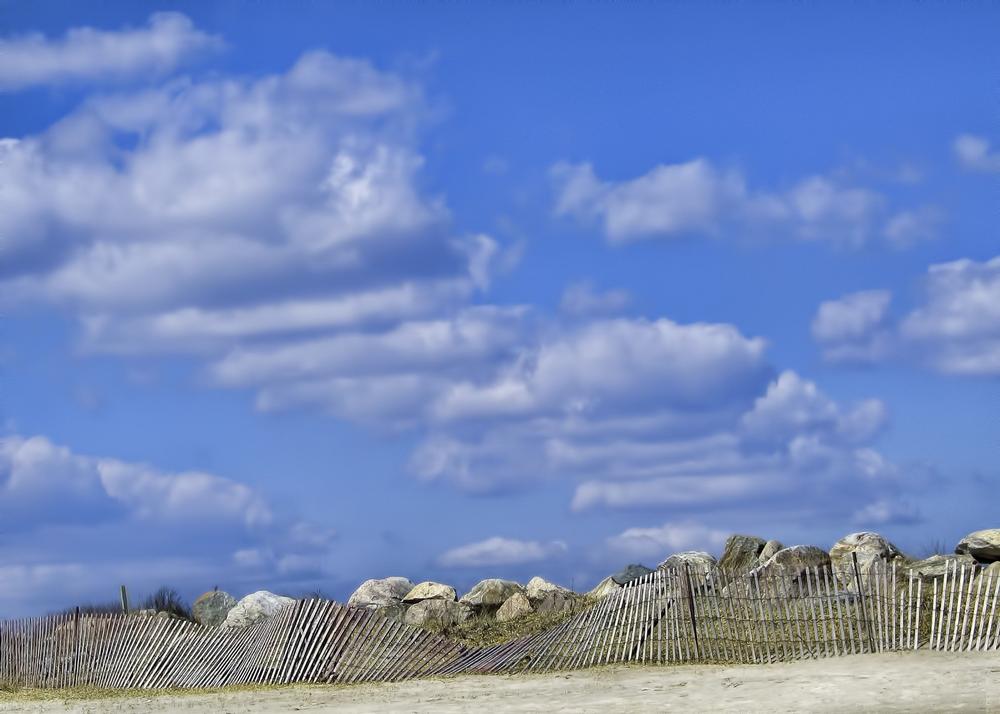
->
[0,32,909,532]
[437,537,568,568]
[431,317,769,423]
[0,48,482,342]
[0,13,221,91]
[900,256,1000,375]
[882,206,944,249]
[853,499,922,527]
[553,159,744,241]
[560,281,631,316]
[954,134,1000,173]
[814,256,1000,377]
[740,371,888,447]
[572,475,771,512]
[552,158,904,247]
[605,521,728,561]
[812,290,893,363]
[0,434,335,614]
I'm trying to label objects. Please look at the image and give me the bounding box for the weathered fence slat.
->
[3,559,999,691]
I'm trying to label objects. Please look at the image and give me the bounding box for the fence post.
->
[852,552,875,652]
[119,585,129,614]
[73,606,80,684]
[683,563,700,660]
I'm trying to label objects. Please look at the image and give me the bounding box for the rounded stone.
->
[496,592,534,623]
[459,579,525,611]
[403,599,473,629]
[955,529,1000,563]
[192,590,237,627]
[402,581,457,604]
[221,591,295,629]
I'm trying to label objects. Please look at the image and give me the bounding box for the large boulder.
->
[459,579,525,612]
[221,591,295,629]
[906,554,978,581]
[657,551,717,585]
[955,529,1000,563]
[348,577,415,618]
[526,576,572,601]
[192,590,236,627]
[829,532,904,589]
[403,599,473,629]
[496,592,534,623]
[526,576,577,614]
[587,576,622,599]
[982,561,1000,579]
[718,535,767,573]
[402,581,456,604]
[759,539,784,564]
[610,564,653,585]
[752,545,831,586]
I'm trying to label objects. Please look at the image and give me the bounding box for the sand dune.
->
[3,651,998,713]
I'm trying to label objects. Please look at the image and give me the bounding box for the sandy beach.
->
[2,651,998,713]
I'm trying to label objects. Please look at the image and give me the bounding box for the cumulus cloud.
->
[0,46,515,431]
[551,158,917,247]
[0,48,485,341]
[430,318,769,423]
[0,25,910,541]
[815,256,1000,376]
[900,256,1000,375]
[413,328,898,517]
[0,13,222,91]
[954,134,1000,173]
[0,435,335,614]
[437,537,568,568]
[605,521,728,561]
[812,290,894,363]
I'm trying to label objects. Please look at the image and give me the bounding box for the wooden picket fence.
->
[1,558,998,690]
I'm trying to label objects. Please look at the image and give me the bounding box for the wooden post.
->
[851,552,875,652]
[683,563,700,660]
[119,585,129,614]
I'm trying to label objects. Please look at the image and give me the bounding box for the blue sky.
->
[0,1,998,615]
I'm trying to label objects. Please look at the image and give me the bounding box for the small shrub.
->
[917,539,949,559]
[140,586,192,620]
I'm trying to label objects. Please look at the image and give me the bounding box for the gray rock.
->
[610,564,653,585]
[752,545,831,584]
[496,592,534,623]
[759,539,784,564]
[222,591,295,629]
[718,535,767,573]
[402,581,456,604]
[533,590,578,614]
[981,561,1000,579]
[403,599,473,629]
[907,554,978,581]
[955,529,1000,563]
[348,577,415,611]
[460,579,525,612]
[192,590,236,627]
[658,551,718,577]
[829,532,903,590]
[525,576,574,601]
[587,576,622,599]
[526,577,578,614]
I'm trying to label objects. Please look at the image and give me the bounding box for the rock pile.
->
[167,526,1000,634]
